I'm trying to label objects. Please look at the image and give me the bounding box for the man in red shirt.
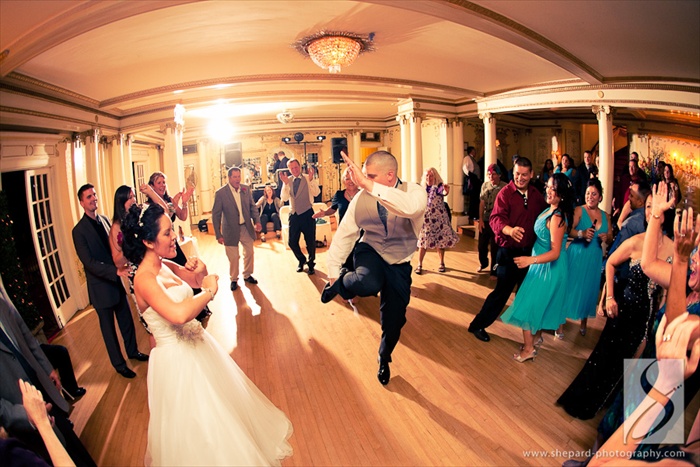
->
[468,156,547,342]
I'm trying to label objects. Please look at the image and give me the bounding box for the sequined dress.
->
[417,184,459,250]
[557,259,662,420]
[143,283,293,466]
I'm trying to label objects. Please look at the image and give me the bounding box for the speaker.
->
[224,142,242,167]
[331,137,347,164]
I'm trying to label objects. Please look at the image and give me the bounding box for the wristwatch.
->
[577,230,583,239]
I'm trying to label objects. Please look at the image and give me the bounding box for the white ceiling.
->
[1,0,698,139]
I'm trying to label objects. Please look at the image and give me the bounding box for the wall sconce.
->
[317,135,326,141]
[281,137,291,143]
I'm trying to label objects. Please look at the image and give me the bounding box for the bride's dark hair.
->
[122,203,165,265]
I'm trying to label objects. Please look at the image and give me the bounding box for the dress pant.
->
[225,226,255,280]
[288,209,315,266]
[469,247,530,332]
[95,291,138,371]
[477,220,498,274]
[337,243,412,362]
[39,344,80,395]
[260,213,281,233]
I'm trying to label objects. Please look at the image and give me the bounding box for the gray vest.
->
[291,176,312,215]
[356,181,416,264]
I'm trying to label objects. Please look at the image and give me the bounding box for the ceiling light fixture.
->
[295,31,374,74]
[277,110,295,124]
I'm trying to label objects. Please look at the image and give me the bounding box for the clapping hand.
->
[673,207,700,262]
[19,379,55,429]
[184,256,205,274]
[182,185,195,204]
[307,165,315,179]
[279,171,290,185]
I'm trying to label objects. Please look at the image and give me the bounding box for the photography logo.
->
[623,358,684,445]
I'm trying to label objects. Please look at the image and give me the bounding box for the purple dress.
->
[417,184,459,249]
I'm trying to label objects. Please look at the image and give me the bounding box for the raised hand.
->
[341,151,371,191]
[673,207,700,262]
[279,172,290,185]
[651,182,675,217]
[307,165,315,178]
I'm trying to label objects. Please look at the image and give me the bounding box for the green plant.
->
[0,190,43,329]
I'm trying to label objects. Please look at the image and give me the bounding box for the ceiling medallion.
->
[295,31,375,74]
[277,110,295,124]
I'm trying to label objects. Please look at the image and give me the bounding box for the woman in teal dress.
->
[554,154,576,181]
[563,179,612,336]
[501,173,575,362]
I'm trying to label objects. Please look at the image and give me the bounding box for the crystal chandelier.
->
[295,31,374,74]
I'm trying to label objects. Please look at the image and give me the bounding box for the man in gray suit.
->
[0,293,96,465]
[72,184,147,379]
[212,167,262,291]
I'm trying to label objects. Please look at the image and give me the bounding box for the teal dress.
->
[501,209,569,332]
[563,208,608,320]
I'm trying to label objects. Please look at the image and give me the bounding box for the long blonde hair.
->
[422,167,444,187]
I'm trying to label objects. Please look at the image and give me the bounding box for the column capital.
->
[592,105,612,121]
[106,133,125,145]
[125,134,133,145]
[72,133,83,147]
[409,112,425,123]
[79,128,100,143]
[448,117,463,127]
[479,112,495,123]
[161,122,184,133]
[396,114,409,125]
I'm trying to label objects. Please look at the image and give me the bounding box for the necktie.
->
[0,325,42,390]
[293,177,301,196]
[377,202,388,233]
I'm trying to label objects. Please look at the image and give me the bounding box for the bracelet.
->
[652,213,661,219]
[605,296,614,301]
[202,287,214,300]
[577,230,583,239]
[532,256,538,264]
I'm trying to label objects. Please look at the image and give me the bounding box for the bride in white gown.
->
[121,203,293,466]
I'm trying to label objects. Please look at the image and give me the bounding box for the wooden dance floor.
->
[53,229,697,466]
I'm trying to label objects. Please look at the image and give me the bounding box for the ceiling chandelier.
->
[295,31,374,74]
[276,110,295,124]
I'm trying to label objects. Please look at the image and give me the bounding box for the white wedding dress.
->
[143,283,293,466]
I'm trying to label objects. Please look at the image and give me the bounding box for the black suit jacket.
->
[0,297,70,435]
[72,214,123,310]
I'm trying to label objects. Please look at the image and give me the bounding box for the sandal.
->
[414,265,422,275]
[438,264,446,273]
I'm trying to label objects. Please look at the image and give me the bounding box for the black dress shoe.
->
[307,265,315,275]
[63,387,87,401]
[244,276,258,284]
[116,367,136,378]
[296,263,305,273]
[320,268,347,303]
[130,352,149,362]
[377,360,390,385]
[230,281,238,291]
[469,328,491,342]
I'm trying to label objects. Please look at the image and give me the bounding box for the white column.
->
[351,130,362,166]
[109,133,128,188]
[72,134,87,193]
[594,105,614,213]
[162,122,190,235]
[124,134,134,185]
[197,139,212,214]
[84,129,108,216]
[396,114,410,180]
[480,112,497,169]
[410,112,423,183]
[451,118,465,214]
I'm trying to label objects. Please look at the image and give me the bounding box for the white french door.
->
[25,169,76,327]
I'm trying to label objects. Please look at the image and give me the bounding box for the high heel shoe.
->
[579,328,587,336]
[513,349,537,363]
[554,330,565,340]
[519,336,544,351]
